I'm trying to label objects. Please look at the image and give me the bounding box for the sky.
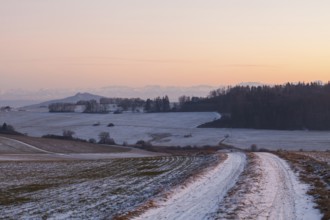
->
[1,0,330,91]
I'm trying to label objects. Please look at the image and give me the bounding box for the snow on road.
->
[135,152,246,220]
[217,153,322,220]
[253,153,321,220]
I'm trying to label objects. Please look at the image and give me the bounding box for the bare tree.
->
[250,144,258,152]
[98,132,115,144]
[63,130,75,139]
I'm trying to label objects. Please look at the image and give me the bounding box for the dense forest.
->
[144,96,171,112]
[180,82,330,130]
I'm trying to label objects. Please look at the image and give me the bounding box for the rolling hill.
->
[22,92,104,110]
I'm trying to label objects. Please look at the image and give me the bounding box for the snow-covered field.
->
[1,111,330,150]
[0,111,327,219]
[0,155,220,219]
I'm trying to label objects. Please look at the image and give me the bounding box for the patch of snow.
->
[225,153,322,220]
[1,111,330,150]
[135,152,246,220]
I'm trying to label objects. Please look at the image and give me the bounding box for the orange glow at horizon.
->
[1,1,329,90]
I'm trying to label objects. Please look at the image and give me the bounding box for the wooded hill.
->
[180,82,330,130]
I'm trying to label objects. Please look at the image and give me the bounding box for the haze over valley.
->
[1,1,329,219]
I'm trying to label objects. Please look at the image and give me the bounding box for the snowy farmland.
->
[1,111,330,150]
[0,155,220,219]
[0,109,327,219]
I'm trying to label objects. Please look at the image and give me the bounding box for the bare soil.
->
[0,134,130,154]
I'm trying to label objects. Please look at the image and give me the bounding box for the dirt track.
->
[216,153,322,220]
[136,152,322,220]
[136,153,246,220]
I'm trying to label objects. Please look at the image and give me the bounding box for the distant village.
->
[48,96,176,113]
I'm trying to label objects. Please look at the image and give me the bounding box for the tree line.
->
[48,96,171,113]
[49,103,76,112]
[100,97,145,112]
[181,82,330,130]
[144,96,171,112]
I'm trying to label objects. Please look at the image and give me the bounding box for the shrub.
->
[0,123,22,135]
[184,133,192,138]
[136,140,146,145]
[62,130,75,139]
[106,138,116,145]
[98,132,116,145]
[1,123,14,132]
[107,123,115,127]
[89,138,96,144]
[183,145,193,150]
[135,140,152,147]
[42,134,87,142]
[250,144,258,152]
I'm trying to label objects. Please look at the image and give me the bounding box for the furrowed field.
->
[0,155,220,219]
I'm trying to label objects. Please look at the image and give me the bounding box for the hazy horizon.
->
[1,1,329,91]
[0,80,324,108]
[0,84,222,107]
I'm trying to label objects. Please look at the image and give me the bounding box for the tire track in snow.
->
[135,152,246,220]
[254,153,296,219]
[255,153,321,220]
[216,152,321,220]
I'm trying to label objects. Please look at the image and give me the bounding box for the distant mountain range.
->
[0,85,220,107]
[0,83,268,108]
